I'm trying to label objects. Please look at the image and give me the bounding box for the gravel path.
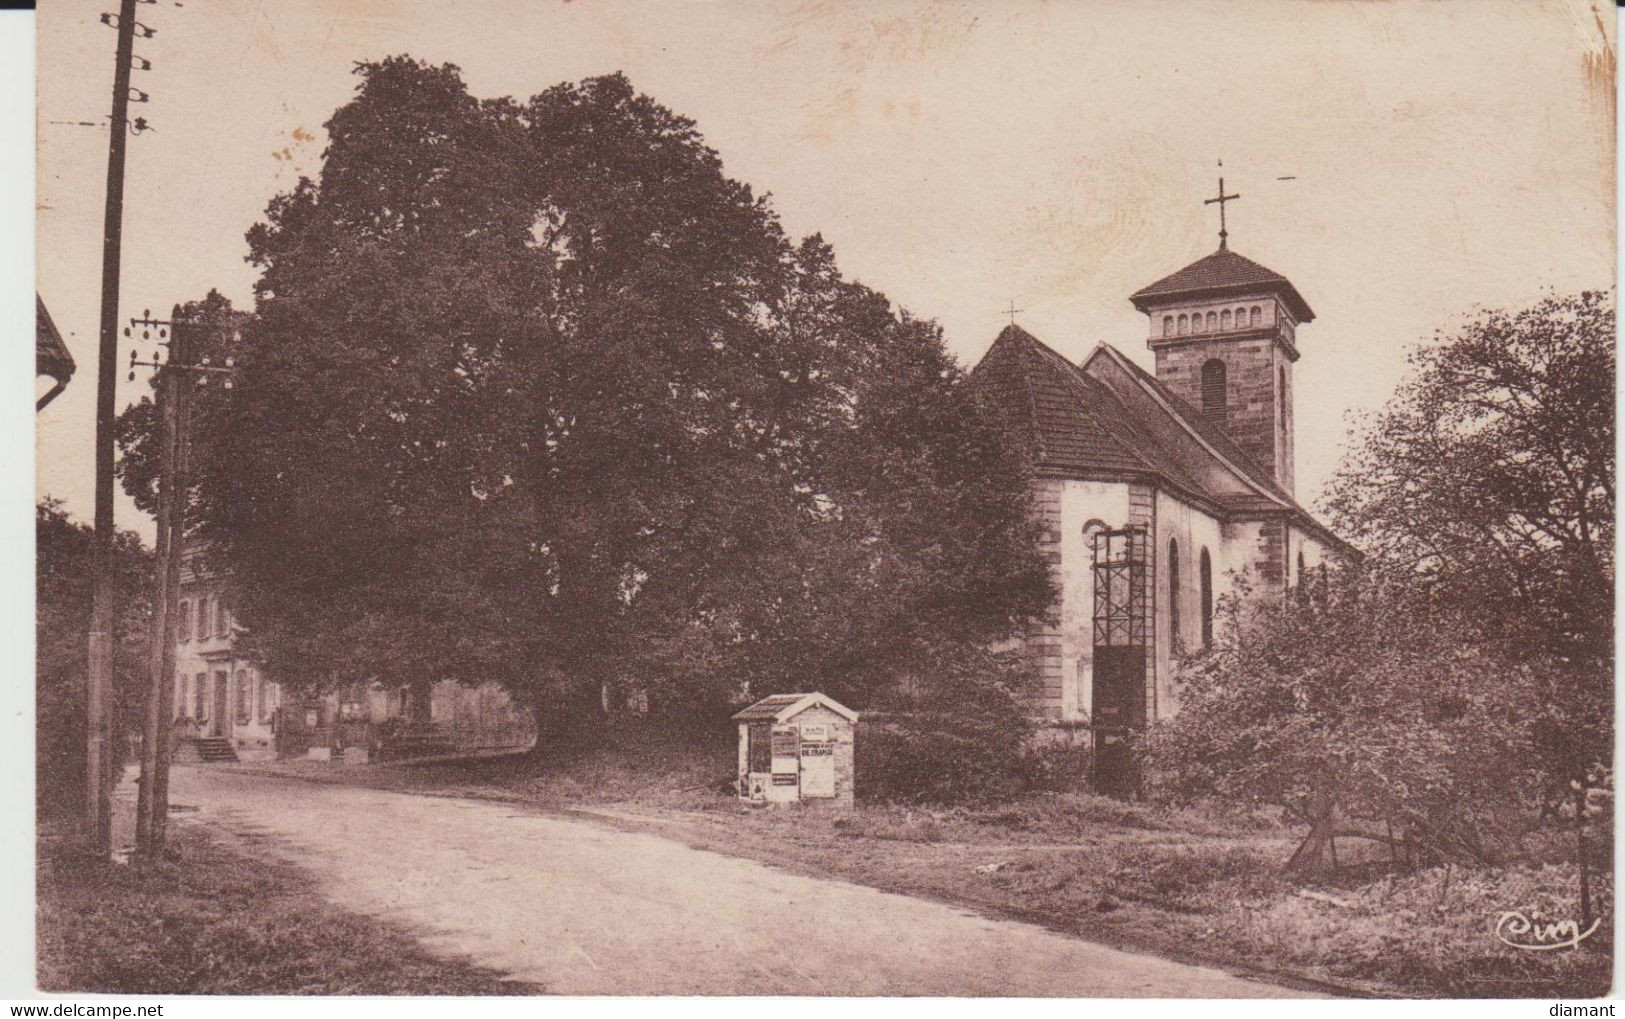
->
[168,766,1312,997]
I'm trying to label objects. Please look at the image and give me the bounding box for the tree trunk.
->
[1285,785,1341,877]
[1574,780,1592,930]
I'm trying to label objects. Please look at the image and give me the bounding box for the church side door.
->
[1091,646,1147,797]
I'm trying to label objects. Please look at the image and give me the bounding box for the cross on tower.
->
[1003,299,1024,325]
[1204,160,1241,251]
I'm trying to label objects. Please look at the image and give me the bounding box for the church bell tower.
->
[1126,172,1314,493]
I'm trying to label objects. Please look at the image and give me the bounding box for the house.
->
[170,547,534,762]
[969,238,1352,792]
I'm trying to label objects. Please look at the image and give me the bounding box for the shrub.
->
[855,652,1035,804]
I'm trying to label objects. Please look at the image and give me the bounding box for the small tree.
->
[1147,567,1544,876]
[35,500,150,820]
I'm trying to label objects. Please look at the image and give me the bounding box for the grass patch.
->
[37,815,539,995]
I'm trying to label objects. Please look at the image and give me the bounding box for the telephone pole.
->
[129,308,232,856]
[131,309,184,857]
[86,0,141,858]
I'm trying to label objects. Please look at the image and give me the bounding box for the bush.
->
[855,652,1036,804]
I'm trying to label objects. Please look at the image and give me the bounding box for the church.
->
[970,213,1351,792]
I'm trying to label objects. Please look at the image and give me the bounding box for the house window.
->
[1199,548,1214,647]
[1297,549,1307,585]
[178,600,191,642]
[1167,538,1181,648]
[1192,312,1205,334]
[1177,313,1188,335]
[1201,359,1227,422]
[175,673,189,720]
[260,681,277,723]
[195,598,207,640]
[236,669,251,724]
[195,672,209,720]
[1220,309,1232,330]
[217,599,230,638]
[1205,311,1217,331]
[1250,306,1262,326]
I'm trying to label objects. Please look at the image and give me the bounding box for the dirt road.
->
[166,766,1310,997]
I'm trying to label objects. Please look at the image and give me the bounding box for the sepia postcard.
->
[29,0,1617,1003]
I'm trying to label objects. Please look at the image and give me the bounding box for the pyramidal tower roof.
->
[1128,248,1315,323]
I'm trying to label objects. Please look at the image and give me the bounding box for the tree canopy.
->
[1148,568,1544,874]
[119,58,1052,730]
[1325,290,1613,783]
[1152,291,1615,871]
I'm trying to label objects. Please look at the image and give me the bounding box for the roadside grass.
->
[37,813,539,995]
[229,732,1613,998]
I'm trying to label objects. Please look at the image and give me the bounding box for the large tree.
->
[121,59,1051,734]
[1325,290,1613,786]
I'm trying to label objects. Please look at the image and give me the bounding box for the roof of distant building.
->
[36,295,74,381]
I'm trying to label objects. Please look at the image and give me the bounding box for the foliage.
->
[35,500,151,819]
[854,651,1045,804]
[117,58,1051,738]
[1147,567,1546,874]
[1325,290,1614,787]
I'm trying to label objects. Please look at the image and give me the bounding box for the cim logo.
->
[1495,909,1601,951]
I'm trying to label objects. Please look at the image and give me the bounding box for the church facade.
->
[970,243,1350,790]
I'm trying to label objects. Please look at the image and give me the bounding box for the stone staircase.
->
[174,736,240,764]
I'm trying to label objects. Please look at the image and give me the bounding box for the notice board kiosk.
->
[732,693,857,807]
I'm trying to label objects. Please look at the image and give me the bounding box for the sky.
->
[36,0,1617,543]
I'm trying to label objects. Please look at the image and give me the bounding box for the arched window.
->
[1199,548,1214,647]
[1249,306,1262,326]
[1163,315,1174,336]
[1220,309,1232,330]
[1167,538,1181,646]
[1192,312,1204,334]
[178,600,191,642]
[1205,311,1218,331]
[1177,313,1188,335]
[1201,359,1227,422]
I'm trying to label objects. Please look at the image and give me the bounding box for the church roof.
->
[970,324,1350,551]
[1129,248,1315,323]
[973,324,1174,480]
